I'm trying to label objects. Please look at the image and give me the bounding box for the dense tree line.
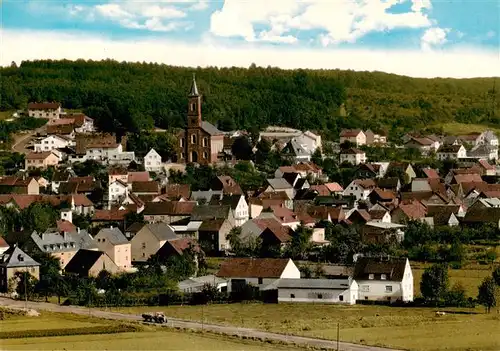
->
[1,60,498,140]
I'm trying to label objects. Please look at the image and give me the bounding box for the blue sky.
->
[1,0,499,77]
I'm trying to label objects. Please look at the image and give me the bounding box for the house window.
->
[258,277,263,284]
[365,296,369,300]
[290,294,295,298]
[317,293,323,299]
[368,274,374,280]
[339,295,344,301]
[381,274,386,280]
[203,151,208,159]
[203,137,208,147]
[385,286,392,293]
[141,243,146,249]
[191,134,197,144]
[180,138,185,147]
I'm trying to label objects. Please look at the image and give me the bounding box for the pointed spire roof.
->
[189,73,199,97]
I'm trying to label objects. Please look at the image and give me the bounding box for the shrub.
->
[0,324,140,339]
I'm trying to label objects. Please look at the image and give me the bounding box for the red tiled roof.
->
[217,258,291,278]
[92,209,129,221]
[56,219,76,233]
[258,191,290,200]
[340,129,362,137]
[132,181,159,194]
[478,160,495,171]
[324,182,344,192]
[165,184,191,200]
[308,185,331,196]
[422,168,440,179]
[0,194,93,210]
[370,188,396,201]
[306,206,345,222]
[28,102,61,110]
[47,124,74,135]
[353,179,377,189]
[454,174,483,184]
[26,151,55,160]
[267,205,299,224]
[128,172,150,183]
[166,238,200,255]
[143,201,196,216]
[397,200,427,219]
[215,176,243,195]
[342,148,365,155]
[254,218,292,243]
[0,236,9,248]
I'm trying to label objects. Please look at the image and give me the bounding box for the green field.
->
[117,303,500,351]
[435,122,500,136]
[0,310,304,351]
[412,263,494,297]
[0,111,15,120]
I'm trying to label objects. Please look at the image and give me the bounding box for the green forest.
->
[0,60,498,140]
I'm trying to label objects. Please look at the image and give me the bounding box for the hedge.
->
[0,324,140,339]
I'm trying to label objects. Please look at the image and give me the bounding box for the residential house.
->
[28,102,61,120]
[368,208,392,223]
[386,162,416,183]
[340,129,366,146]
[211,176,243,196]
[354,257,413,302]
[362,222,405,243]
[376,178,401,192]
[437,145,467,160]
[94,227,131,271]
[365,129,387,145]
[265,178,294,200]
[209,194,249,226]
[25,151,59,170]
[281,140,311,163]
[391,200,426,224]
[108,179,128,203]
[64,113,95,133]
[355,163,385,179]
[474,160,497,176]
[0,177,39,195]
[426,205,461,227]
[343,179,376,203]
[130,223,177,262]
[324,182,344,195]
[340,148,366,165]
[347,209,371,226]
[46,123,75,139]
[143,201,196,224]
[91,208,130,227]
[154,237,200,260]
[131,181,160,197]
[65,249,120,277]
[0,245,40,293]
[421,168,440,179]
[467,144,498,161]
[404,136,440,155]
[198,219,233,254]
[28,228,98,268]
[275,278,358,304]
[144,148,163,172]
[258,205,301,230]
[306,206,346,224]
[34,135,71,152]
[291,130,322,155]
[216,257,300,292]
[162,184,191,201]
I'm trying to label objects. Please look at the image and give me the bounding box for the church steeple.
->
[187,73,202,128]
[189,73,199,97]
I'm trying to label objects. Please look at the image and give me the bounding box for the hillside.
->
[0,60,498,139]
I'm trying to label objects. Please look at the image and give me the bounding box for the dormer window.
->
[17,254,24,262]
[368,274,374,280]
[381,274,387,280]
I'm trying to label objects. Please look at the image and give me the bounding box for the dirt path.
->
[0,298,402,351]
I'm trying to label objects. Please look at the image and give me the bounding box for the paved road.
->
[0,298,401,351]
[11,125,46,153]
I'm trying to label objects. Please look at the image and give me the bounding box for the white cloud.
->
[421,27,450,51]
[2,29,499,78]
[210,0,433,45]
[189,1,209,11]
[486,30,496,38]
[411,0,432,12]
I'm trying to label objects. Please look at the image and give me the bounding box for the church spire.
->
[189,73,199,97]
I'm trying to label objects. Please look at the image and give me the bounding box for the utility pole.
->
[337,322,340,351]
[24,269,28,311]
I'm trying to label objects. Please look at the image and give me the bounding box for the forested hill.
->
[1,60,498,139]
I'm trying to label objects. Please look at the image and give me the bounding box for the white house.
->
[274,278,358,305]
[108,179,128,203]
[144,148,163,172]
[28,102,61,120]
[404,137,440,155]
[353,257,413,303]
[216,258,300,293]
[85,143,123,161]
[437,145,467,160]
[34,135,71,152]
[340,148,366,165]
[343,179,376,202]
[340,129,366,146]
[178,275,228,293]
[73,115,95,133]
[292,131,322,154]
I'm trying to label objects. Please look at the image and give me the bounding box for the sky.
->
[1,0,499,78]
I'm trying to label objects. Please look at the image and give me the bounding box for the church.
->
[176,75,224,165]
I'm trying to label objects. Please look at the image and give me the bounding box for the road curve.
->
[0,298,402,351]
